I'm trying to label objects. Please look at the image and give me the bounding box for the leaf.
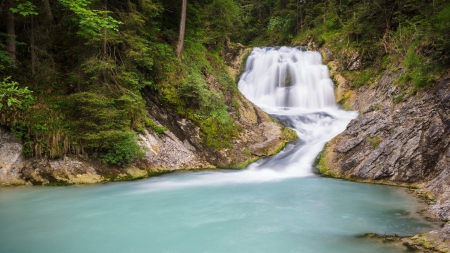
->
[9,2,38,16]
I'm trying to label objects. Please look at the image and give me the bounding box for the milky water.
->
[0,47,437,253]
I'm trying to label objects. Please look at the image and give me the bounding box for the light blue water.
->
[0,173,435,253]
[0,47,436,253]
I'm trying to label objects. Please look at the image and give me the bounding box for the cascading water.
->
[236,46,357,178]
[239,47,336,110]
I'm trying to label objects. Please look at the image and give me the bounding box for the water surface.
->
[0,173,435,253]
[0,47,436,253]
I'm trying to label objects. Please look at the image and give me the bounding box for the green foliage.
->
[144,117,167,137]
[58,0,123,38]
[351,71,372,88]
[0,43,11,71]
[0,0,246,166]
[430,3,450,64]
[66,92,142,166]
[12,0,449,167]
[279,0,450,90]
[200,108,238,149]
[393,94,404,104]
[398,43,437,88]
[10,1,38,16]
[369,136,382,149]
[150,38,239,150]
[0,77,34,125]
[99,132,143,167]
[201,0,242,44]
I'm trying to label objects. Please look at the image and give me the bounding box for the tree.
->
[5,0,16,66]
[43,0,54,23]
[8,0,38,71]
[176,0,186,57]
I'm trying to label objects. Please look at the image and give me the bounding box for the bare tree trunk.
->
[43,0,54,23]
[176,0,187,58]
[31,16,36,75]
[300,5,303,33]
[6,0,17,66]
[103,0,108,57]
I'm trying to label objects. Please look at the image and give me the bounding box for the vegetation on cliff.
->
[1,0,449,167]
[0,0,244,166]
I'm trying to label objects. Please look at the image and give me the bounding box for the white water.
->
[237,46,357,177]
[239,47,336,110]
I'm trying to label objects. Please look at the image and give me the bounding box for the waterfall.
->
[235,46,357,177]
[133,47,358,188]
[238,47,336,111]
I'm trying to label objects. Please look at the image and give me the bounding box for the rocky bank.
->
[0,43,296,186]
[317,47,450,252]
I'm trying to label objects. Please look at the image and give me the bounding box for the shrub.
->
[351,71,372,88]
[0,77,34,125]
[66,91,143,166]
[99,132,143,167]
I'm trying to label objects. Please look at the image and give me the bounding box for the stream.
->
[0,47,438,253]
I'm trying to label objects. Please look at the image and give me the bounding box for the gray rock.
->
[322,71,450,251]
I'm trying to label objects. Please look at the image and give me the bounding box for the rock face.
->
[0,45,296,186]
[317,54,450,251]
[141,85,296,169]
[321,73,450,219]
[0,126,214,186]
[0,128,26,185]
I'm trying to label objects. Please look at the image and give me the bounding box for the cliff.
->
[317,48,450,252]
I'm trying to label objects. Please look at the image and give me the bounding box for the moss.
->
[45,181,74,186]
[415,190,438,202]
[146,170,174,178]
[407,234,447,253]
[281,127,298,141]
[272,140,289,155]
[368,136,383,149]
[393,94,404,104]
[242,148,252,156]
[351,71,373,88]
[144,117,167,137]
[338,91,354,111]
[0,181,28,187]
[229,156,260,170]
[227,126,297,170]
[314,145,338,178]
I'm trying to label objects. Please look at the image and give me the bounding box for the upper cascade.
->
[238,47,336,110]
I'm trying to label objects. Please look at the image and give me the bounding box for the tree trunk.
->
[176,0,187,57]
[6,0,17,66]
[31,16,36,75]
[43,0,54,23]
[103,0,108,57]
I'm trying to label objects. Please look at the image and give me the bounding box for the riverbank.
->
[0,43,297,187]
[316,164,450,253]
[0,123,295,187]
[312,45,450,252]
